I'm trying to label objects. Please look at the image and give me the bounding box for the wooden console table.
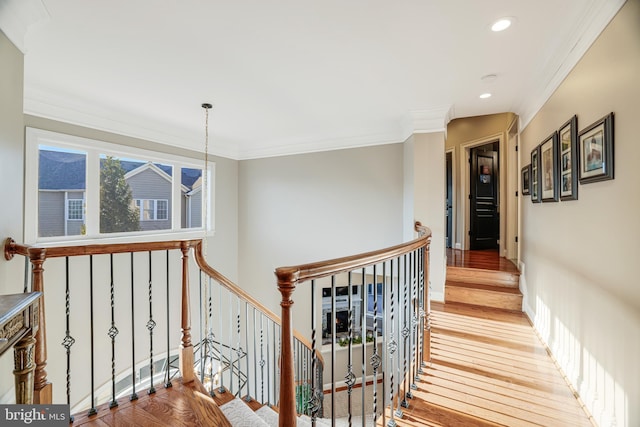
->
[0,292,41,404]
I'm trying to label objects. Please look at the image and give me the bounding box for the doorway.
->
[446,151,453,248]
[469,142,499,250]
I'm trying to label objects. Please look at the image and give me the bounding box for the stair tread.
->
[220,397,270,427]
[446,280,522,294]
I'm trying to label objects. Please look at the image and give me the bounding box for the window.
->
[26,128,214,243]
[134,199,169,221]
[67,199,84,220]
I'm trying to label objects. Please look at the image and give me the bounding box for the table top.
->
[0,292,42,326]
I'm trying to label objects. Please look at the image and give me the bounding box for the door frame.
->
[459,132,505,251]
[445,147,456,249]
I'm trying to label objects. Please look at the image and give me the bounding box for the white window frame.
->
[25,127,215,244]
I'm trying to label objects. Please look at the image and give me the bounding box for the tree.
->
[100,156,140,233]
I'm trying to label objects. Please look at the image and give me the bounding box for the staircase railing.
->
[276,221,431,426]
[3,237,322,419]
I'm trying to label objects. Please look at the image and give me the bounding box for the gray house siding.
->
[188,190,202,228]
[38,190,85,237]
[127,168,172,231]
[39,191,64,237]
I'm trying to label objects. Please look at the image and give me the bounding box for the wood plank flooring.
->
[384,302,594,427]
[72,379,231,427]
[446,248,519,273]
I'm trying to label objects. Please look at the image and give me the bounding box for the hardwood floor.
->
[446,248,519,273]
[386,302,594,427]
[72,379,231,427]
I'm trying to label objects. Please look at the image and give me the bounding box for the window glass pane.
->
[38,146,87,237]
[157,200,168,220]
[100,157,173,232]
[181,167,203,228]
[67,199,84,220]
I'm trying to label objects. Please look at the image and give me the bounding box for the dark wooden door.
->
[446,152,453,248]
[470,145,499,250]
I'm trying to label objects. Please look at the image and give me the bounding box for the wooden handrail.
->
[192,240,323,368]
[4,236,324,405]
[275,221,432,427]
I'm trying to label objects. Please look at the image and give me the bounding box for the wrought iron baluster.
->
[330,275,336,424]
[61,257,75,422]
[387,259,397,427]
[345,272,356,427]
[198,271,204,384]
[252,308,258,402]
[108,254,119,408]
[88,255,97,416]
[308,279,321,423]
[236,298,242,398]
[229,292,234,396]
[260,314,265,403]
[130,252,138,401]
[409,252,420,390]
[394,256,404,418]
[165,250,172,388]
[401,254,409,408]
[147,251,156,395]
[265,318,271,404]
[218,283,225,394]
[360,267,367,424]
[244,302,251,402]
[371,264,381,424]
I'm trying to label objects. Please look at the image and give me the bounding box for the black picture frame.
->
[579,112,614,184]
[530,145,541,203]
[521,164,530,195]
[540,131,559,202]
[558,115,578,200]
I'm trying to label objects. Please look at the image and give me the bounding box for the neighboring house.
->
[38,150,202,237]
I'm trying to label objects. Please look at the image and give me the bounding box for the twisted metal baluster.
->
[387,259,397,427]
[165,250,172,388]
[61,257,75,422]
[108,254,119,408]
[401,254,410,408]
[345,273,356,427]
[259,315,265,403]
[88,255,97,416]
[147,251,156,395]
[308,280,321,423]
[236,298,243,398]
[410,251,419,394]
[371,265,381,424]
[394,256,404,418]
[130,253,138,401]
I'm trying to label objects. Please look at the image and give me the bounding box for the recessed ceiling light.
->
[479,93,492,99]
[491,18,512,32]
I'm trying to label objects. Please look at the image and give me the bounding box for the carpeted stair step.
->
[220,397,270,427]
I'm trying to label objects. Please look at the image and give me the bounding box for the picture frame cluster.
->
[522,112,614,203]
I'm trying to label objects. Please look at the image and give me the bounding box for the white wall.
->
[520,1,640,425]
[0,30,27,403]
[238,144,405,319]
[411,132,446,302]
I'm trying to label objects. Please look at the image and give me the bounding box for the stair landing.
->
[445,249,522,311]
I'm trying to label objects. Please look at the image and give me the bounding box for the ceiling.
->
[0,0,625,160]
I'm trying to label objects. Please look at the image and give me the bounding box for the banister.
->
[192,240,323,367]
[275,221,432,427]
[275,226,431,284]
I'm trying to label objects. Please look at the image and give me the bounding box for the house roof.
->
[39,149,202,191]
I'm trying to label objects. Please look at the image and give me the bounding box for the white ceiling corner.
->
[0,0,48,53]
[516,0,626,129]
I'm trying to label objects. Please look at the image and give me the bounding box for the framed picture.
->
[530,146,541,203]
[558,115,578,200]
[521,164,530,195]
[579,112,614,184]
[540,132,559,202]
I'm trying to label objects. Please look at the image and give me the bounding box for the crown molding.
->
[517,0,626,129]
[237,128,403,160]
[24,84,240,160]
[400,106,451,141]
[0,0,48,53]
